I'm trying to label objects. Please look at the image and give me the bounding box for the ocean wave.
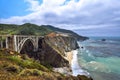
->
[71,50,90,76]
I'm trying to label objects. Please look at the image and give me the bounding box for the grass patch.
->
[7,55,49,72]
[0,49,49,72]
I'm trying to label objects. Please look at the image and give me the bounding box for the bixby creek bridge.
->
[0,35,44,53]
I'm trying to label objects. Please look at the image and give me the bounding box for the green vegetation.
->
[0,23,53,36]
[18,69,43,76]
[0,23,88,40]
[7,56,47,71]
[0,49,48,71]
[0,49,60,80]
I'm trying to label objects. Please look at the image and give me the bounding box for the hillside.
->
[0,49,93,80]
[0,23,88,40]
[0,23,53,36]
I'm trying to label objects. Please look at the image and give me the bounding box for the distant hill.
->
[0,23,88,40]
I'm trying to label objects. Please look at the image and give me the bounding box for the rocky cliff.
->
[20,35,78,67]
[19,35,80,75]
[44,36,79,56]
[37,37,70,67]
[30,36,79,68]
[17,35,93,80]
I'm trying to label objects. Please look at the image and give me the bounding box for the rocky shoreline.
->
[53,50,90,77]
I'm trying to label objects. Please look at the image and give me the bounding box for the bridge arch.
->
[18,38,36,54]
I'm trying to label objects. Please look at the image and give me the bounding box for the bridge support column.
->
[33,37,39,52]
[0,41,3,48]
[0,36,3,48]
[14,35,17,52]
[6,37,8,49]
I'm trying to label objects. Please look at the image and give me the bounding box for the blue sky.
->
[0,0,31,18]
[0,0,120,37]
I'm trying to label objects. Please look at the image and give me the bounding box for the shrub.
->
[18,69,43,76]
[7,56,22,64]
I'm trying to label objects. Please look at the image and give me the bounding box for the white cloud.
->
[1,0,120,31]
[25,0,41,11]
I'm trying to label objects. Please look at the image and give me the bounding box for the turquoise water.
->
[77,37,120,80]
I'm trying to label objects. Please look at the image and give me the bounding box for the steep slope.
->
[0,49,93,80]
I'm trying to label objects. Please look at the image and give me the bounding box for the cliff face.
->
[19,35,80,75]
[37,37,69,67]
[19,35,79,68]
[44,36,79,56]
[17,35,79,68]
[35,36,79,68]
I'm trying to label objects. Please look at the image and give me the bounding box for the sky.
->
[0,0,120,37]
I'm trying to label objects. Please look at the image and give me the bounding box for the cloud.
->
[25,0,41,11]
[0,0,120,31]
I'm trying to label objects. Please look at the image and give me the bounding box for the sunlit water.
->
[77,37,120,80]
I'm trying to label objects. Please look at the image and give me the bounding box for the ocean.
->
[76,37,120,80]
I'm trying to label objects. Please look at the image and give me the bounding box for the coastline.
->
[53,50,90,77]
[71,49,90,77]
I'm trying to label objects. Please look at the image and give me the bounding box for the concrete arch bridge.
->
[0,35,44,53]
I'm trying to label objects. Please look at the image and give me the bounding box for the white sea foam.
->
[71,50,90,76]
